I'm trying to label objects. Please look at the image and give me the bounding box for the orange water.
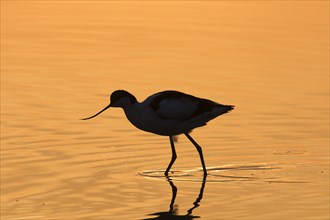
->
[1,1,329,219]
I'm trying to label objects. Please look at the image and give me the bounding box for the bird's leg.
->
[165,136,177,176]
[184,133,207,177]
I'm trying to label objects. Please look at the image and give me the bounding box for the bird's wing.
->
[148,91,201,120]
[147,91,234,121]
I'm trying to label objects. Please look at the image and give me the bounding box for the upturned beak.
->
[81,103,111,120]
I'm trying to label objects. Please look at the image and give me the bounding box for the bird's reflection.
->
[143,176,206,220]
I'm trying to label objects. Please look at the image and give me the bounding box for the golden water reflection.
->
[143,176,205,220]
[1,1,329,219]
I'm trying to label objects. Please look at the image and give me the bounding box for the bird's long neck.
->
[122,100,139,112]
[122,101,143,129]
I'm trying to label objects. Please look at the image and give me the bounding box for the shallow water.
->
[1,1,329,219]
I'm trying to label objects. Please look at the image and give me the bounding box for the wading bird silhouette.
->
[81,90,234,177]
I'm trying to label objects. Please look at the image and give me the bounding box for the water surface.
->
[1,1,329,219]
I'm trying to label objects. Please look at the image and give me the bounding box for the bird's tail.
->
[217,104,235,115]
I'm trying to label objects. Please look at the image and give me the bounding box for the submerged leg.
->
[165,136,177,176]
[184,133,207,176]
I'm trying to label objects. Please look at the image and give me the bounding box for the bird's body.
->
[82,90,234,177]
[123,90,233,136]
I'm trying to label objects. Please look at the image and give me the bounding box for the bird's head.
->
[110,90,137,108]
[81,90,137,120]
